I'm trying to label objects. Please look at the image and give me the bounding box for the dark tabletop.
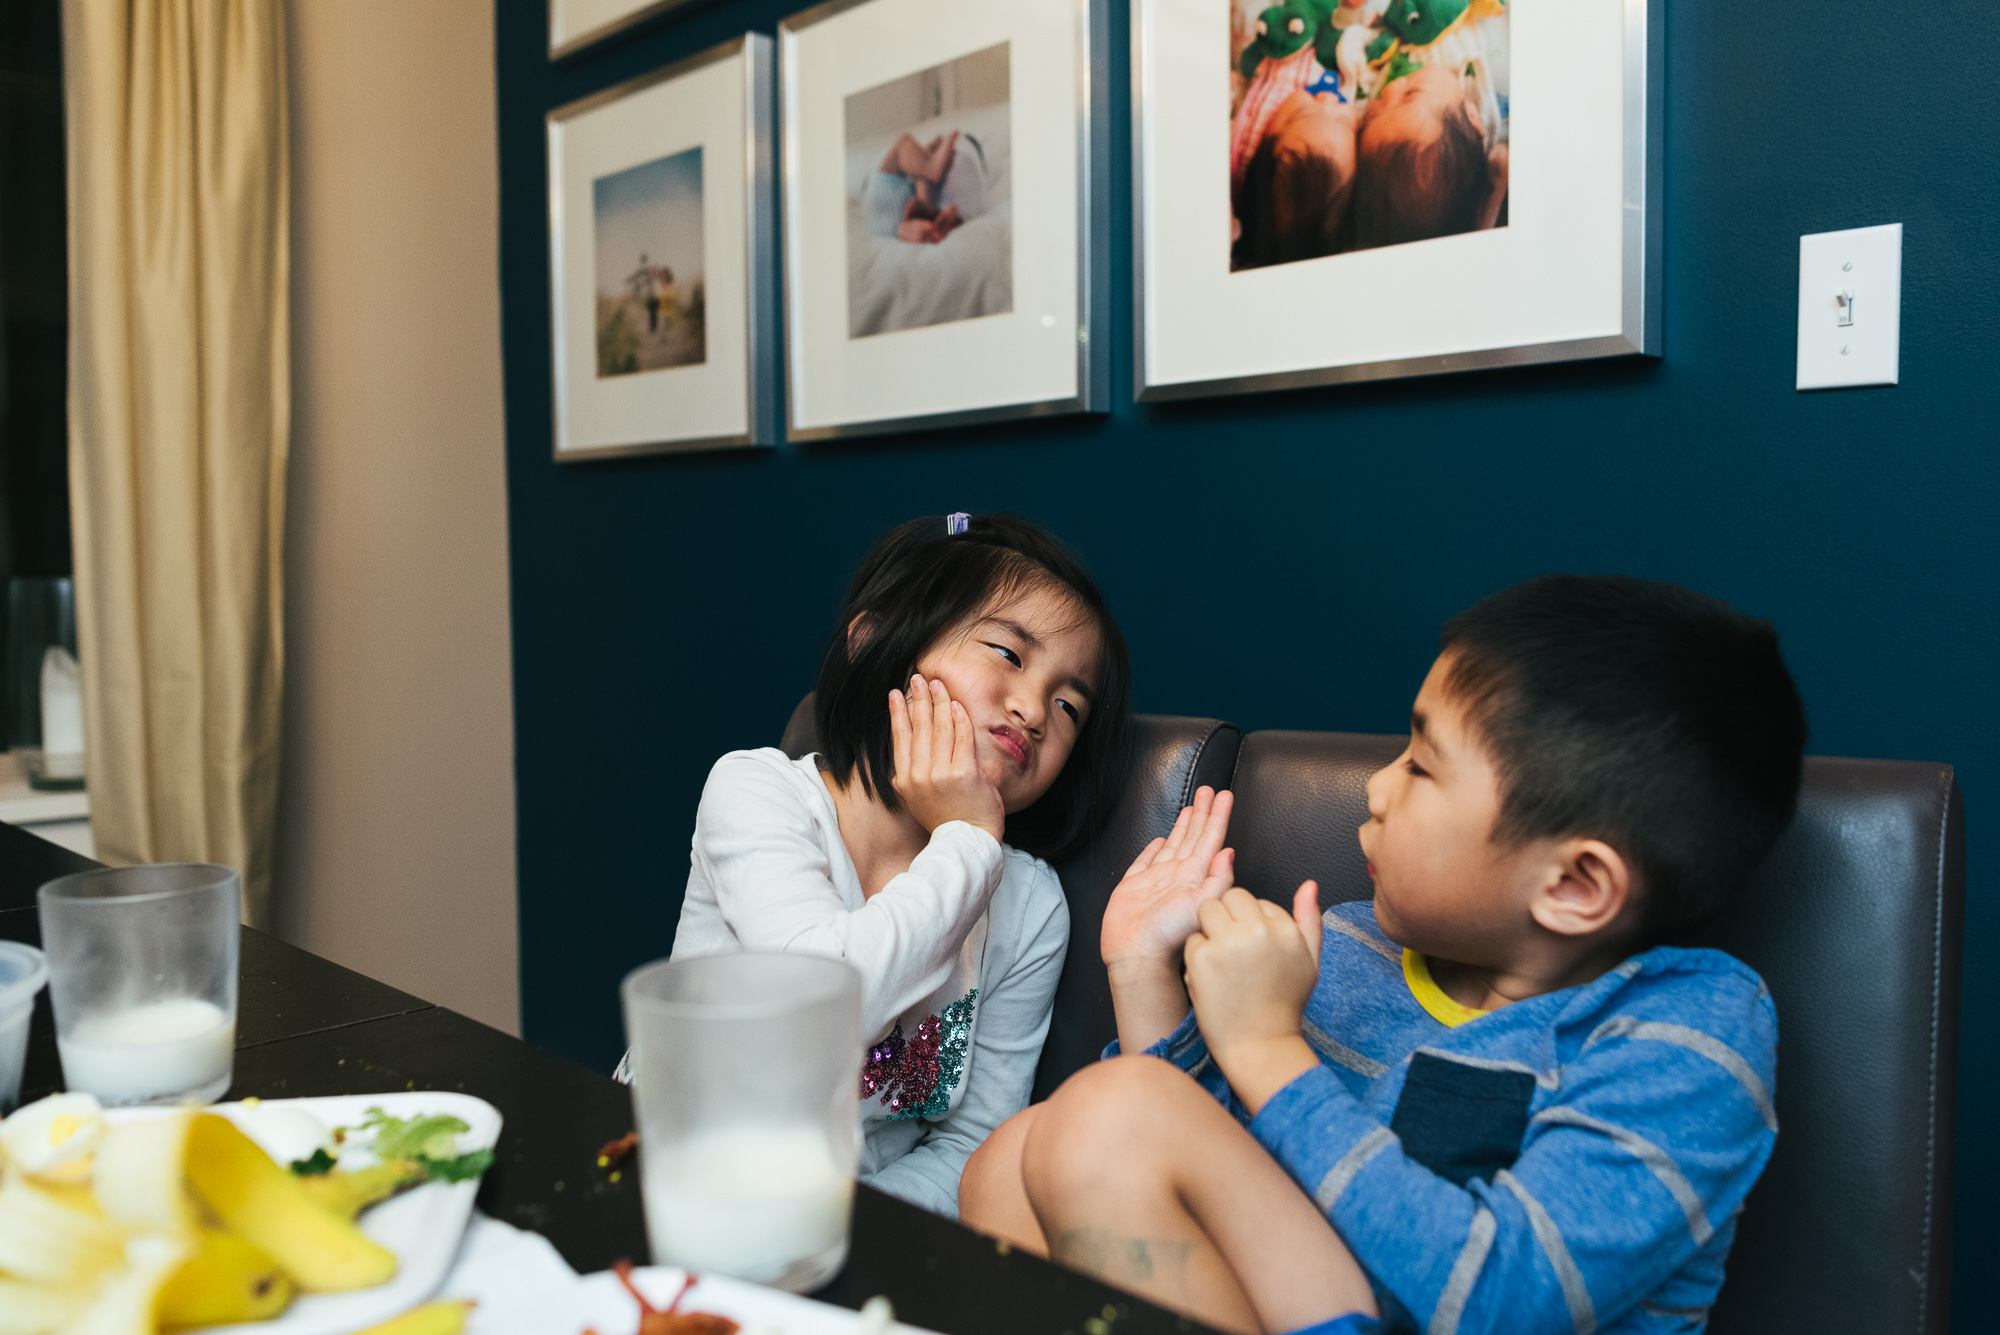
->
[0,823,1210,1335]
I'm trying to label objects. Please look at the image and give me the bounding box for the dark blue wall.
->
[495,0,1998,1315]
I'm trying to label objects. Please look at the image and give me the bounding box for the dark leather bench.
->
[781,701,1963,1334]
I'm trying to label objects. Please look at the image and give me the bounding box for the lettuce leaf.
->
[359,1107,470,1162]
[352,1107,493,1184]
[421,1148,494,1182]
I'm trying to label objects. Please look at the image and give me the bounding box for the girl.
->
[633,513,1132,1217]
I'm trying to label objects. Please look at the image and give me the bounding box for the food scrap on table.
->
[596,1258,741,1335]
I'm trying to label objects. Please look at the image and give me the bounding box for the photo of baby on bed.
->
[843,42,1012,339]
[1229,0,1509,272]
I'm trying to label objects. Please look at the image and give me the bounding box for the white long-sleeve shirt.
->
[661,747,1069,1218]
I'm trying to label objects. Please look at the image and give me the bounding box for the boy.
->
[961,576,1806,1335]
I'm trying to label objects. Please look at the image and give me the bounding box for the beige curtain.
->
[63,0,290,925]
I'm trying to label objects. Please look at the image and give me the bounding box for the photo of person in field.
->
[593,146,706,376]
[1229,0,1509,272]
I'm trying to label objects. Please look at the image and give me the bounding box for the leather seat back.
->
[1215,732,1963,1335]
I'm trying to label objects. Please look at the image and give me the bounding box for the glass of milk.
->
[622,953,863,1293]
[37,863,240,1106]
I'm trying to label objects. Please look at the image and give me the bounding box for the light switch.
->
[1797,224,1900,391]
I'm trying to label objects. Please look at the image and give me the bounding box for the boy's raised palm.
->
[1100,787,1237,971]
[889,674,1005,842]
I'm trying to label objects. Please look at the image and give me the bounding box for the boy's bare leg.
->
[959,1104,1048,1255]
[1022,1056,1377,1335]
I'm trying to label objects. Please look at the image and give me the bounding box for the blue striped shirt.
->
[1129,900,1778,1334]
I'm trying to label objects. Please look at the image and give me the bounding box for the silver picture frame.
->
[548,0,717,61]
[1133,0,1663,403]
[777,0,1110,443]
[546,33,778,460]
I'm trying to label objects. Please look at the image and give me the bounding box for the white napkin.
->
[438,1213,588,1334]
[435,1214,926,1335]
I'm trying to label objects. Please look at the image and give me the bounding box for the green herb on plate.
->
[289,1146,338,1176]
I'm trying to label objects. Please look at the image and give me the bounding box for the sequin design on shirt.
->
[859,989,978,1120]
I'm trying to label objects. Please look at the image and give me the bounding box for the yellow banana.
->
[154,1225,296,1329]
[182,1114,397,1292]
[351,1299,475,1335]
[298,1159,426,1220]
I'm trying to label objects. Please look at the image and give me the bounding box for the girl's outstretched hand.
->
[1100,787,1236,973]
[1100,788,1236,1054]
[889,674,1005,843]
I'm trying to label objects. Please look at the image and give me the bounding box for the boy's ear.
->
[845,612,875,659]
[1529,836,1633,940]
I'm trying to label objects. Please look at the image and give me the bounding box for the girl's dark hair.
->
[814,514,1133,863]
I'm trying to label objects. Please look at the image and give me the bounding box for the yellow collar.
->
[1403,949,1492,1027]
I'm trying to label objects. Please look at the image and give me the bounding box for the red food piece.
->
[596,1131,640,1170]
[611,1259,741,1335]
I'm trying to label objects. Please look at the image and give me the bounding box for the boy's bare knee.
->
[961,1103,1037,1217]
[1024,1056,1184,1189]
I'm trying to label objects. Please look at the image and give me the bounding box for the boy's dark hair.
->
[1440,575,1808,942]
[814,513,1133,863]
[1351,96,1487,250]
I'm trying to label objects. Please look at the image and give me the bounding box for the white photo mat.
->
[780,0,1106,441]
[547,35,774,458]
[1135,0,1660,401]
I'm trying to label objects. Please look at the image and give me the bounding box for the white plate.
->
[107,1091,501,1335]
[572,1266,940,1335]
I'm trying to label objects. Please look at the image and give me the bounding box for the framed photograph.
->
[547,34,777,460]
[1134,0,1661,402]
[548,0,715,60]
[779,0,1109,442]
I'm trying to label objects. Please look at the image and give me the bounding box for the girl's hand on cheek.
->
[889,675,1005,843]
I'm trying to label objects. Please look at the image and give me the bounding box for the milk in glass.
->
[57,997,235,1105]
[643,1123,854,1284]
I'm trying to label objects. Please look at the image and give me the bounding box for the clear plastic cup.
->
[0,941,48,1112]
[38,863,240,1106]
[622,953,863,1292]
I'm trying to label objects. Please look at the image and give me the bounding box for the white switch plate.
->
[1797,224,1901,390]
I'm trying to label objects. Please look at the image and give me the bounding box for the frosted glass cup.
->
[0,941,48,1111]
[622,954,863,1292]
[38,864,241,1106]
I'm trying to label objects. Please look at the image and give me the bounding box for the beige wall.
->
[276,0,519,1035]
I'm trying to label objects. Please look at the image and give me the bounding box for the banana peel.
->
[54,1233,189,1335]
[0,1164,126,1287]
[298,1159,427,1221]
[0,1275,82,1335]
[352,1300,475,1335]
[153,1225,296,1329]
[92,1114,196,1238]
[182,1113,398,1293]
